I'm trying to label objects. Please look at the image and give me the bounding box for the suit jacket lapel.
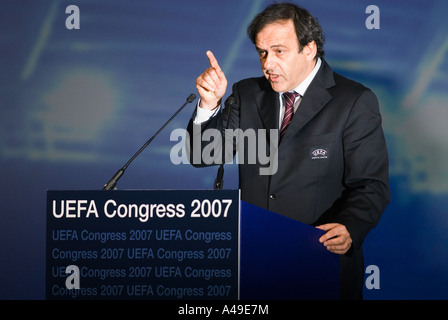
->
[281,59,335,142]
[255,79,280,131]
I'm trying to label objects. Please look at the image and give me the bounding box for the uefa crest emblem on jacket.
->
[310,148,329,160]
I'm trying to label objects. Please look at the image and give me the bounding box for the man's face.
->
[255,19,316,93]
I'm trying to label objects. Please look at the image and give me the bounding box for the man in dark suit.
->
[188,2,390,299]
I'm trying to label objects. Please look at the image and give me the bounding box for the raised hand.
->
[196,50,228,110]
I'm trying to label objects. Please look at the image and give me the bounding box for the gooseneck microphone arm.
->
[103,93,196,190]
[214,96,235,190]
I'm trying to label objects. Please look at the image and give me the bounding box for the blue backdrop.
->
[1,0,448,300]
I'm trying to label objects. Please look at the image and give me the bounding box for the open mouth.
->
[268,73,280,81]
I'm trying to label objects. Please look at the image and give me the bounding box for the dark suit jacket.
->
[187,59,390,299]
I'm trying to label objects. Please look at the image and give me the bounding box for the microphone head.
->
[226,96,236,106]
[187,93,196,103]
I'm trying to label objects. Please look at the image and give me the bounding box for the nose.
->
[262,53,275,71]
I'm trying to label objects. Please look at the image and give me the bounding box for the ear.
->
[303,41,317,61]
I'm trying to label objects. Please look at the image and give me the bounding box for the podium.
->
[46,190,339,300]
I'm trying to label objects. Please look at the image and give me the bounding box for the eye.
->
[257,49,267,58]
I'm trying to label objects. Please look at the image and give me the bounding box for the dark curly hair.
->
[247,2,325,59]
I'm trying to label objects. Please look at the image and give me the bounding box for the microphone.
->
[103,93,197,190]
[214,96,235,190]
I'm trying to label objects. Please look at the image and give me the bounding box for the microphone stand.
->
[103,93,196,190]
[213,97,235,190]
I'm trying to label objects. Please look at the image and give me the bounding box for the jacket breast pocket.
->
[279,132,337,165]
[298,134,338,177]
[300,133,336,158]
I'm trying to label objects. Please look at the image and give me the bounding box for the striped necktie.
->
[280,91,300,140]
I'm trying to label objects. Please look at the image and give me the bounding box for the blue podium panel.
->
[46,190,240,300]
[239,201,339,300]
[46,190,339,300]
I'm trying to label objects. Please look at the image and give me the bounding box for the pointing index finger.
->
[206,50,221,71]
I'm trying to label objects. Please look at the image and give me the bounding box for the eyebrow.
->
[256,44,287,51]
